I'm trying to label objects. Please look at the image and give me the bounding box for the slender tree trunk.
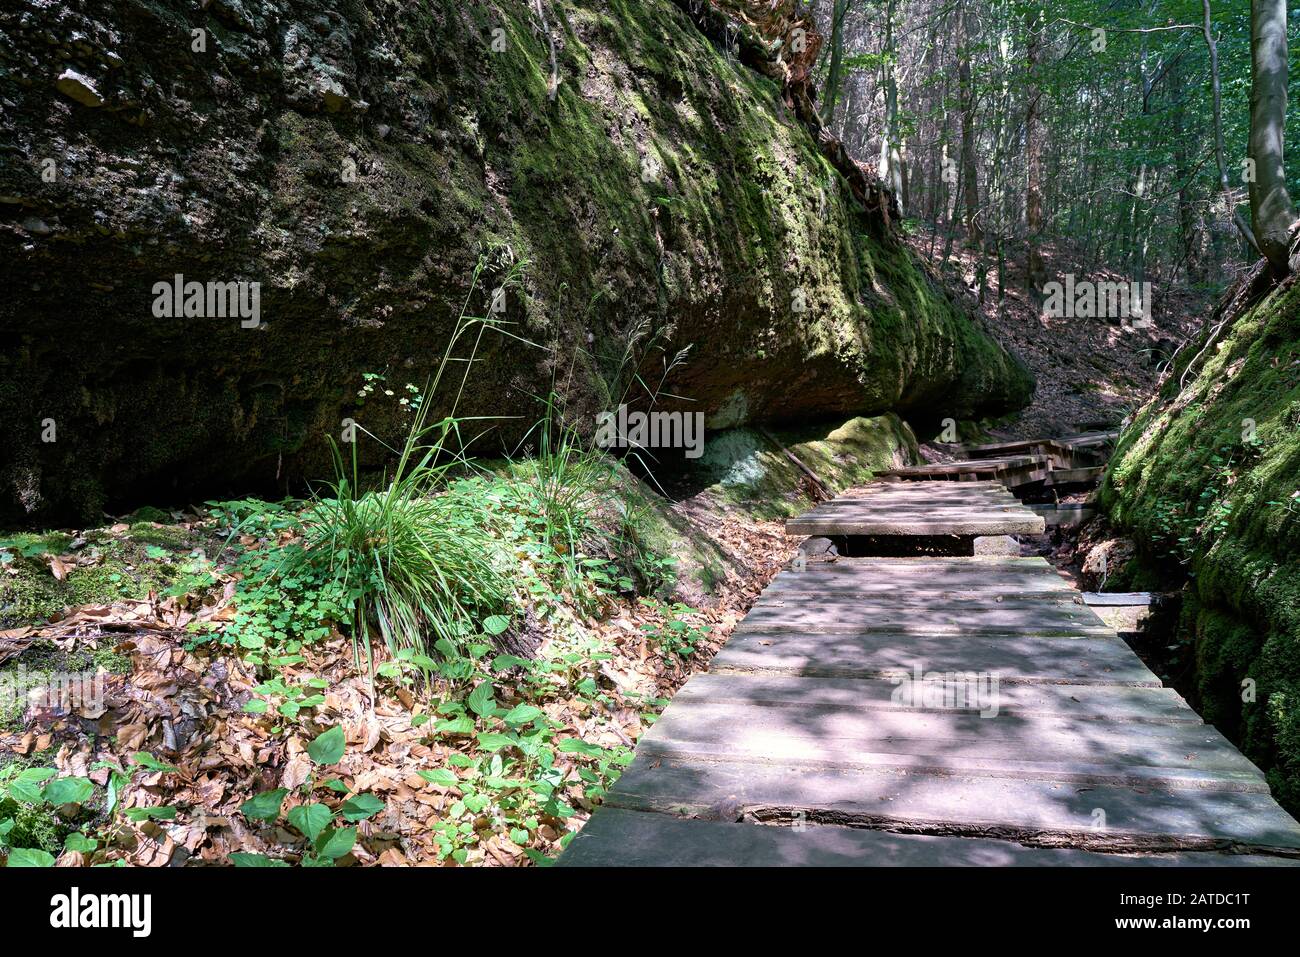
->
[958,0,982,245]
[1024,7,1047,301]
[877,0,905,212]
[1248,0,1295,275]
[1202,0,1262,257]
[821,0,850,123]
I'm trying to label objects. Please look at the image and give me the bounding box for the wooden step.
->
[638,697,1266,791]
[605,754,1300,854]
[674,674,1201,723]
[559,808,1299,867]
[769,557,1073,592]
[744,595,1113,635]
[710,629,1160,685]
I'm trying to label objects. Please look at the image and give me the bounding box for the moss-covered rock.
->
[692,413,916,518]
[1101,280,1300,811]
[0,0,1030,525]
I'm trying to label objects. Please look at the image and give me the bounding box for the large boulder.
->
[0,0,1032,524]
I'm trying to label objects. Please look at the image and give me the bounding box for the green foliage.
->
[0,763,100,866]
[232,724,382,867]
[638,599,711,659]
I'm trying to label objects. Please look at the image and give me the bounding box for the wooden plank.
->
[798,503,1026,515]
[1084,592,1154,607]
[557,808,1300,867]
[674,673,1201,723]
[808,495,1021,506]
[881,454,1049,474]
[787,514,1045,536]
[1048,466,1105,485]
[826,484,1017,497]
[1028,503,1097,527]
[637,699,1266,790]
[710,629,1160,685]
[742,596,1114,636]
[766,562,1075,597]
[605,754,1300,853]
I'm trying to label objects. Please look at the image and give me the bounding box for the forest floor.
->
[0,489,796,866]
[910,228,1213,443]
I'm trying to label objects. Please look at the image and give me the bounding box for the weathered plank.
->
[605,754,1300,853]
[711,629,1160,685]
[1028,502,1097,526]
[1083,592,1154,606]
[787,480,1047,537]
[770,556,1073,583]
[1047,466,1105,485]
[673,673,1201,723]
[637,698,1266,790]
[745,595,1113,635]
[787,514,1045,536]
[559,808,1299,867]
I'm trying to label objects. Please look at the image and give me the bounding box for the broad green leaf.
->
[242,699,269,714]
[435,716,474,735]
[240,789,288,822]
[63,832,97,853]
[417,769,459,787]
[131,752,180,773]
[339,793,384,822]
[6,847,56,867]
[230,853,289,867]
[510,828,530,845]
[467,681,496,717]
[307,725,346,765]
[9,768,55,804]
[482,615,510,636]
[502,703,543,726]
[287,803,332,842]
[475,732,515,752]
[315,826,357,860]
[491,654,531,672]
[42,777,94,806]
[557,738,604,757]
[123,806,178,822]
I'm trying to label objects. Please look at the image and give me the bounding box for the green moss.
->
[0,524,191,627]
[1102,281,1300,812]
[694,414,916,519]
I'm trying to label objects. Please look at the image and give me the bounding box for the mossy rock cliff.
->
[1101,279,1300,811]
[0,0,1031,524]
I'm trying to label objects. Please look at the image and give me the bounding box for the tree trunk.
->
[1024,7,1047,300]
[877,0,905,213]
[958,0,982,245]
[821,0,850,123]
[1248,0,1295,276]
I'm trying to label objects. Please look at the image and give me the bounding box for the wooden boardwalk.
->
[874,431,1116,488]
[559,480,1300,866]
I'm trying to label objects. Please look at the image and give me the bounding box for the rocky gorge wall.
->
[1101,276,1300,811]
[0,0,1032,524]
